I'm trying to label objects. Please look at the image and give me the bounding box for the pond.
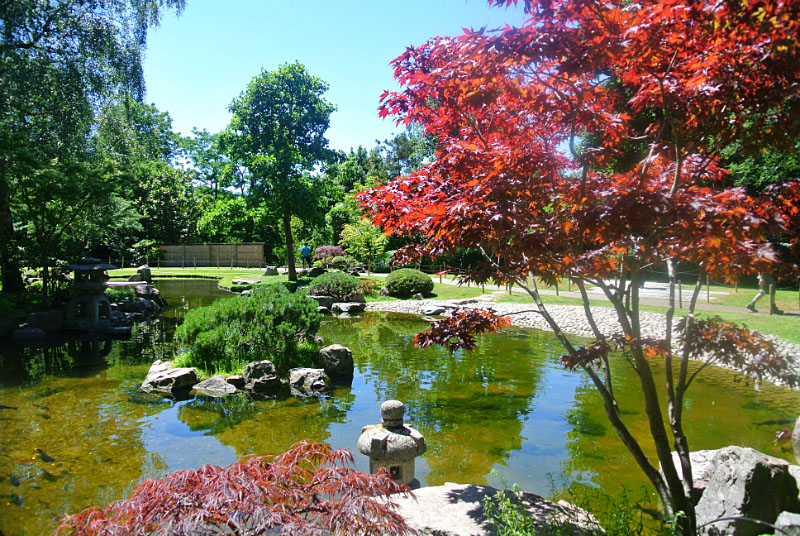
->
[1,279,799,535]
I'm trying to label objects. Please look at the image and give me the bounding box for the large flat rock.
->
[384,482,604,536]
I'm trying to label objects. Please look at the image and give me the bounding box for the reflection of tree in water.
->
[561,352,800,501]
[176,390,356,459]
[319,313,553,486]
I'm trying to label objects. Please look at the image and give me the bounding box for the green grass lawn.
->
[110,267,800,345]
[498,287,800,345]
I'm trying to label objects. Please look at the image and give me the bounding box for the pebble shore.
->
[366,297,800,389]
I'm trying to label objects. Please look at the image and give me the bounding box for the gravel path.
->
[366,296,800,389]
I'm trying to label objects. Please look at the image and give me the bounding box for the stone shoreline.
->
[366,298,800,389]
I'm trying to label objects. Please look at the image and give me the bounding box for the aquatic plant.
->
[55,440,414,536]
[174,284,321,376]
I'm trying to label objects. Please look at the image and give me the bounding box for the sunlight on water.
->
[1,279,798,535]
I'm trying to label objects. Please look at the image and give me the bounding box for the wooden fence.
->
[158,243,265,268]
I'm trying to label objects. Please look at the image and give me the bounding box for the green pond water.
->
[1,279,799,535]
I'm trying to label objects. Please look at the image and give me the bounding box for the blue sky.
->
[143,1,528,152]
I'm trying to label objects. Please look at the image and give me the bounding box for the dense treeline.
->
[0,1,435,298]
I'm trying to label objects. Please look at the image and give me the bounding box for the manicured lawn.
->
[498,288,800,345]
[111,267,800,344]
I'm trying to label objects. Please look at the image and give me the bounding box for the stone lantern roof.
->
[66,257,118,271]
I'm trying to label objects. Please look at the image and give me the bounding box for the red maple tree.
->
[55,441,414,536]
[362,0,800,532]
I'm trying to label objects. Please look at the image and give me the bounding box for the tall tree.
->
[0,0,184,292]
[363,0,800,532]
[224,62,336,281]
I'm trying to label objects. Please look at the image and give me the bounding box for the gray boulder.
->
[243,360,281,393]
[383,482,604,536]
[141,360,198,396]
[308,266,326,277]
[289,367,329,396]
[226,375,245,389]
[776,512,800,535]
[318,306,331,316]
[128,273,142,282]
[422,306,447,316]
[135,284,167,308]
[232,279,260,286]
[331,302,366,314]
[344,291,366,303]
[308,295,334,309]
[696,446,800,536]
[412,292,425,300]
[26,310,63,332]
[317,344,354,378]
[263,266,279,276]
[137,264,152,284]
[193,376,236,397]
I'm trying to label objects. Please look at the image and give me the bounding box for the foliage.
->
[416,308,511,352]
[138,164,200,244]
[329,255,356,271]
[0,0,184,293]
[483,487,538,536]
[307,272,360,301]
[314,245,347,260]
[104,287,138,304]
[224,62,336,282]
[174,284,321,375]
[55,440,414,536]
[358,278,382,297]
[384,268,434,298]
[362,0,800,532]
[340,218,388,274]
[130,239,162,265]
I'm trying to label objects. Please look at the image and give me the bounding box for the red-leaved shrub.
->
[55,440,414,536]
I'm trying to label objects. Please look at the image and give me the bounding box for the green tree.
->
[339,218,387,274]
[0,0,185,292]
[224,62,336,281]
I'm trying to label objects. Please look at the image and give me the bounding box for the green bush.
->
[174,284,322,376]
[307,272,360,301]
[384,268,433,298]
[105,286,138,303]
[359,279,382,297]
[329,255,355,271]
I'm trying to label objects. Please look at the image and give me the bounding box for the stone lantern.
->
[357,400,426,486]
[63,257,117,331]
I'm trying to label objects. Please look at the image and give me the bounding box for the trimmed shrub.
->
[174,284,322,376]
[308,272,360,301]
[329,255,356,271]
[384,268,433,298]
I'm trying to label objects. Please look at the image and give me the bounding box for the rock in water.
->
[696,446,800,536]
[242,360,280,393]
[141,360,197,397]
[317,344,354,378]
[288,368,329,396]
[193,376,236,397]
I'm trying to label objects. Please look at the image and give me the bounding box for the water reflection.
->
[2,279,800,535]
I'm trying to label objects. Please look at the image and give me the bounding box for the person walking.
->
[746,272,783,314]
[300,243,312,270]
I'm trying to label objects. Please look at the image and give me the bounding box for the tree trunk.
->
[0,174,24,293]
[283,207,296,282]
